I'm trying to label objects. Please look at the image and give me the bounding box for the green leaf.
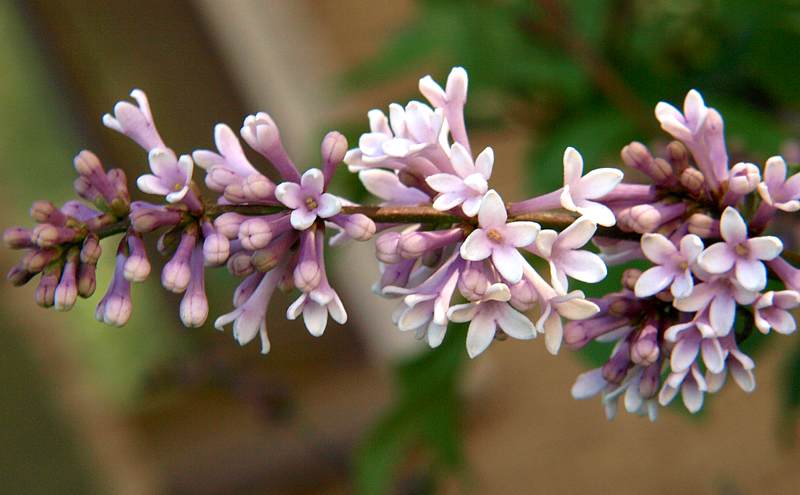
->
[354,323,467,495]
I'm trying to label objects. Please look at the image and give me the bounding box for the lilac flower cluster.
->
[569,90,800,419]
[4,68,799,420]
[347,68,619,357]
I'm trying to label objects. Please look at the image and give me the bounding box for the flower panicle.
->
[4,70,799,423]
[567,89,800,420]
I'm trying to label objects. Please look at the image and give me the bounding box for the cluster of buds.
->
[568,90,800,419]
[4,68,799,421]
[5,150,128,314]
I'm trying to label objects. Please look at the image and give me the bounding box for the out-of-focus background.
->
[2,1,800,494]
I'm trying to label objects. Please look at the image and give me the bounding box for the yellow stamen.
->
[487,228,503,243]
[305,196,318,210]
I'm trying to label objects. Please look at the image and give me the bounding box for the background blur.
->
[2,1,800,494]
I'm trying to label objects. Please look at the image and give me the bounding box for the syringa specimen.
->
[4,68,799,420]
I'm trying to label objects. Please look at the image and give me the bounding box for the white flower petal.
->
[478,190,507,228]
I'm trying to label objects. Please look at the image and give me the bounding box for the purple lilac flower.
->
[460,190,540,284]
[697,207,782,291]
[275,168,342,230]
[634,233,703,298]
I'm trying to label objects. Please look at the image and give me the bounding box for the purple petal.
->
[475,147,494,178]
[556,217,596,250]
[698,242,735,274]
[300,168,324,194]
[571,368,607,399]
[641,233,678,265]
[433,192,466,211]
[561,250,607,283]
[450,142,475,177]
[290,208,317,230]
[575,168,624,199]
[701,338,725,374]
[719,207,747,244]
[316,193,342,218]
[491,245,526,284]
[460,230,492,261]
[496,305,535,340]
[574,200,616,227]
[466,311,497,358]
[634,266,675,298]
[747,236,783,261]
[763,155,787,188]
[503,221,540,247]
[710,293,736,335]
[670,269,694,299]
[735,258,767,292]
[136,174,170,196]
[562,147,583,186]
[671,334,700,372]
[275,182,303,209]
[477,190,507,228]
[426,173,464,193]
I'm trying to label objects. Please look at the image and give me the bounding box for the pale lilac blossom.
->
[460,190,540,284]
[102,89,165,151]
[753,290,800,335]
[426,143,492,216]
[757,155,800,211]
[697,207,782,291]
[137,148,194,203]
[634,233,703,298]
[532,217,606,292]
[275,169,341,230]
[447,283,535,358]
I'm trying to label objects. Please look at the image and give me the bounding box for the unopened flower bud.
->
[203,232,230,266]
[7,264,35,287]
[35,264,62,307]
[293,259,321,291]
[621,142,673,185]
[687,213,719,238]
[54,249,79,311]
[179,247,208,328]
[73,149,103,176]
[608,297,641,317]
[31,224,77,248]
[666,141,690,175]
[251,234,294,272]
[161,227,196,293]
[459,266,488,300]
[241,112,280,155]
[628,202,686,233]
[602,340,632,384]
[77,263,97,298]
[630,323,659,365]
[242,173,275,200]
[80,234,102,264]
[123,235,151,282]
[728,162,760,195]
[130,202,181,233]
[376,231,403,264]
[239,218,274,250]
[3,227,33,249]
[227,251,254,277]
[321,131,348,183]
[73,176,99,203]
[22,248,59,273]
[335,213,376,241]
[638,361,662,399]
[680,167,705,196]
[214,212,248,239]
[30,200,66,225]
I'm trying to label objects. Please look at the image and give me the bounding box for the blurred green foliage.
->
[355,324,466,495]
[349,0,800,491]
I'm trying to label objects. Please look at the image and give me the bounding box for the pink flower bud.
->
[227,251,254,277]
[375,231,403,264]
[728,162,760,195]
[239,217,274,250]
[630,323,659,365]
[77,263,97,298]
[3,227,33,249]
[30,200,66,225]
[214,212,248,239]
